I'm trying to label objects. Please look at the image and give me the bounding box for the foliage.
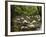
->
[11,5,41,17]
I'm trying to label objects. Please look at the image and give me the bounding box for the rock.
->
[17,18,20,21]
[31,20,36,23]
[23,20,28,23]
[21,17,24,20]
[28,24,35,28]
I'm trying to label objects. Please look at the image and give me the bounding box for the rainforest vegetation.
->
[11,5,42,32]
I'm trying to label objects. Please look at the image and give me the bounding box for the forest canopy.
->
[11,5,42,17]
